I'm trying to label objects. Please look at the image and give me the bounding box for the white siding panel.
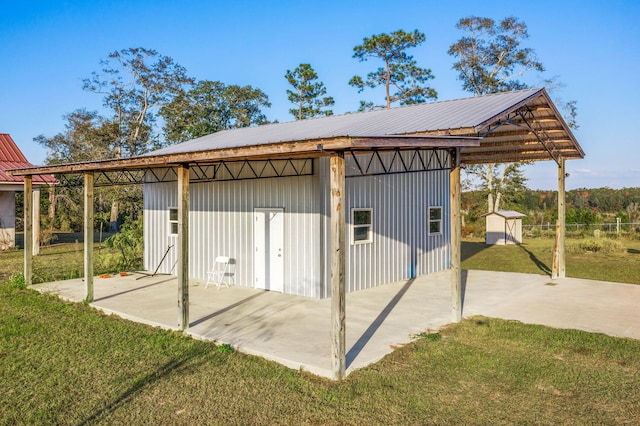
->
[145,151,451,299]
[144,182,178,276]
[321,150,451,296]
[144,174,321,298]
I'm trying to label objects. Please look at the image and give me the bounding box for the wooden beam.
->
[350,136,480,148]
[32,187,40,256]
[6,139,344,175]
[411,127,478,137]
[481,135,571,145]
[7,136,480,176]
[330,153,346,380]
[177,164,190,330]
[23,175,33,286]
[461,152,583,164]
[84,172,94,302]
[553,158,566,279]
[450,148,462,322]
[463,147,576,157]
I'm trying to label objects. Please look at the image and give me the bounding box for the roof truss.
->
[461,90,583,165]
[346,148,449,177]
[39,149,453,187]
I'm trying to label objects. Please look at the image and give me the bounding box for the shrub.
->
[39,228,58,246]
[217,343,234,354]
[8,272,26,289]
[104,217,144,271]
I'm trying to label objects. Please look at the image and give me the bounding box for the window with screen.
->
[169,207,178,235]
[352,208,373,244]
[428,206,442,235]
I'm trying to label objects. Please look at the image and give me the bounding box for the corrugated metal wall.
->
[319,150,451,296]
[144,151,450,300]
[143,168,321,298]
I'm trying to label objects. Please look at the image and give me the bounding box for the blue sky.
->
[1,0,638,190]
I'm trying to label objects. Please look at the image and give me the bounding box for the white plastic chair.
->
[205,256,235,290]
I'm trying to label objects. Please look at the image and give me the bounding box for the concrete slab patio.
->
[32,270,640,379]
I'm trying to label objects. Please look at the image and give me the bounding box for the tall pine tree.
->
[285,64,334,120]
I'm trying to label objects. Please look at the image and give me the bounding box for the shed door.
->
[254,208,284,292]
[505,218,517,244]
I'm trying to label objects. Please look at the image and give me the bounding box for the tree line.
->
[462,187,640,234]
[34,16,576,233]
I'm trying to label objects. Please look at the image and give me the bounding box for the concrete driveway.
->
[32,270,640,379]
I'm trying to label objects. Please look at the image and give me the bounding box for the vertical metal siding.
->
[143,173,321,298]
[319,150,451,297]
[144,151,451,299]
[144,182,178,276]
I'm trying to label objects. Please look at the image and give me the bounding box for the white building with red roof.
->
[0,133,56,251]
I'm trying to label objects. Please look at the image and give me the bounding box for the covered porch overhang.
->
[8,88,585,380]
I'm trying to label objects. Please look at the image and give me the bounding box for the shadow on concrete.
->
[518,244,551,275]
[94,276,176,302]
[461,269,468,313]
[346,278,414,368]
[190,291,266,327]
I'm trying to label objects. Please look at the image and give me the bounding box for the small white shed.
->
[484,210,526,245]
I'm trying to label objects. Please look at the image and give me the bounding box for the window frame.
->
[351,208,373,245]
[168,206,178,236]
[428,206,443,236]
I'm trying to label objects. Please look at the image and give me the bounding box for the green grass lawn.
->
[0,242,124,284]
[1,237,639,424]
[1,282,639,425]
[462,237,640,284]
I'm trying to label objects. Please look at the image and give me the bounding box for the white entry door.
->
[254,208,284,292]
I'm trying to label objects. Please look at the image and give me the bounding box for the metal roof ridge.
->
[287,87,543,121]
[190,87,544,130]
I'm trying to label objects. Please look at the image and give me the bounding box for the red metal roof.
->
[0,134,57,184]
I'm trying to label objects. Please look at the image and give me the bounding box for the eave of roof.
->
[0,134,57,183]
[7,135,480,176]
[459,89,584,164]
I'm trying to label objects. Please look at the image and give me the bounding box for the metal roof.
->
[0,134,56,184]
[1,133,29,162]
[6,88,584,177]
[484,210,527,219]
[149,88,546,156]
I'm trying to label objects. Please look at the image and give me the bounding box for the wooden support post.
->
[177,164,190,330]
[84,172,94,302]
[32,187,41,256]
[330,153,346,380]
[450,149,462,322]
[552,158,566,279]
[552,222,560,279]
[23,175,33,286]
